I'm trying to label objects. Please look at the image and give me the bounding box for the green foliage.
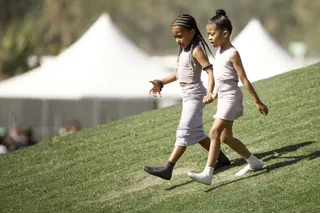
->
[0,63,319,212]
[0,19,37,77]
[0,0,320,77]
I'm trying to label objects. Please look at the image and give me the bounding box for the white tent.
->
[232,19,299,82]
[0,13,182,140]
[0,13,181,99]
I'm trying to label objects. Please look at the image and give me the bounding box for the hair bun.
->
[216,9,226,16]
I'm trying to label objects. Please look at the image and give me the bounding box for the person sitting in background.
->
[59,120,82,136]
[20,128,37,147]
[66,120,82,134]
[0,127,9,154]
[9,123,22,144]
[59,127,68,136]
[0,129,15,152]
[4,126,37,151]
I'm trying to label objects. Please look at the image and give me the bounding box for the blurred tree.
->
[0,0,39,78]
[0,0,38,28]
[1,0,320,79]
[0,18,37,78]
[291,0,320,55]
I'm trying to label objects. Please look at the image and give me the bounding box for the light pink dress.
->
[213,47,244,121]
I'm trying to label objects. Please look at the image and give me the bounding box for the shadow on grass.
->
[230,141,316,167]
[165,180,194,190]
[205,169,269,192]
[205,150,319,192]
[205,141,319,193]
[166,141,318,191]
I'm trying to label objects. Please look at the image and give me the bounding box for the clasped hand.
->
[203,92,217,104]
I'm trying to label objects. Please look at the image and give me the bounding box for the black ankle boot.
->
[144,161,175,180]
[215,151,231,169]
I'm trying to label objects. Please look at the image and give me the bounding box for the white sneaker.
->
[235,165,252,176]
[188,172,212,185]
[235,158,264,177]
[249,158,264,170]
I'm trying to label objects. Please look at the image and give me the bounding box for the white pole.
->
[41,99,49,140]
[93,99,102,126]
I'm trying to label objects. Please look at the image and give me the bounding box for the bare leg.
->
[199,137,231,167]
[220,125,251,159]
[206,119,230,167]
[188,120,264,184]
[228,138,250,158]
[198,137,210,150]
[220,125,263,176]
[168,146,186,163]
[188,119,228,185]
[168,137,231,165]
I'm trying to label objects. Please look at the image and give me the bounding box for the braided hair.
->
[172,14,213,70]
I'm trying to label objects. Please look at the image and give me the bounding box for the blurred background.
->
[0,0,319,153]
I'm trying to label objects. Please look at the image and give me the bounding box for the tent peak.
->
[97,13,111,22]
[246,19,264,29]
[248,18,260,23]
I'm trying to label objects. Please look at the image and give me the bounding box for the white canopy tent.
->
[0,13,182,140]
[232,19,299,82]
[0,13,181,99]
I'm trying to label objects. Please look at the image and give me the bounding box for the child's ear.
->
[190,29,195,37]
[223,30,229,38]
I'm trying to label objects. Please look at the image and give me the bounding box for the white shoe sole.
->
[235,165,252,176]
[188,172,212,185]
[235,161,264,177]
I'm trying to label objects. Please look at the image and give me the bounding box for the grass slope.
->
[1,63,319,213]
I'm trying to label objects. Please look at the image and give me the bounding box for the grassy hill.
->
[1,63,319,213]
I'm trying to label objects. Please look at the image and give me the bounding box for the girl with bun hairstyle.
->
[188,9,269,185]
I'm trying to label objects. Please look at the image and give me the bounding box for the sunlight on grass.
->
[0,63,319,213]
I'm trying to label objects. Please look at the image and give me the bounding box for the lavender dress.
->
[175,43,208,146]
[213,47,244,121]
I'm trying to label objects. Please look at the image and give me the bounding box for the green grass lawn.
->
[1,63,319,213]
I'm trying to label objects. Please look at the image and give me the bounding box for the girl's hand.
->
[212,92,218,101]
[256,102,269,115]
[203,92,214,104]
[149,80,162,97]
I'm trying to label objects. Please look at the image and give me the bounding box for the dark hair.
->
[208,9,233,34]
[70,120,81,131]
[22,128,33,138]
[172,14,213,58]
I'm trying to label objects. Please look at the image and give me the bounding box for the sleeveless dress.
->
[213,47,244,121]
[175,42,208,146]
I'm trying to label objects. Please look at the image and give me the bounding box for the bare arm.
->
[193,46,214,104]
[160,72,177,85]
[230,51,268,115]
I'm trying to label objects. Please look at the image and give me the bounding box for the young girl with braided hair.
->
[188,9,269,185]
[144,14,231,181]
